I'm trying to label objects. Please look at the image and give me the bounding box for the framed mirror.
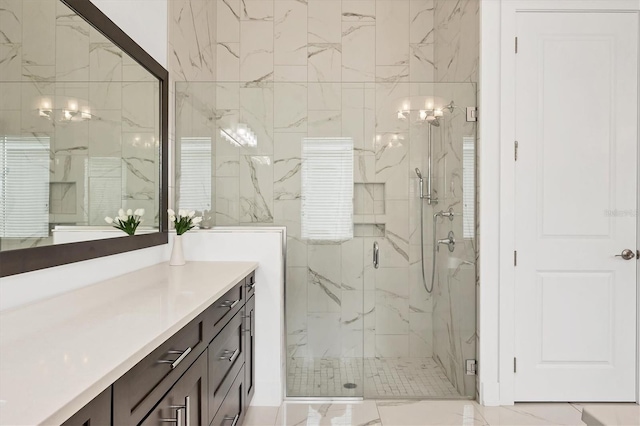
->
[0,0,168,277]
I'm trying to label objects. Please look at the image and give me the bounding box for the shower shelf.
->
[353,214,386,225]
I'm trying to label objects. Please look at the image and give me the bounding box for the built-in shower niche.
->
[354,183,385,228]
[49,182,77,215]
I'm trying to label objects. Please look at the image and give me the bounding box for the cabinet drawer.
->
[113,314,206,426]
[210,366,245,426]
[140,350,207,426]
[61,387,111,426]
[208,310,244,422]
[244,271,256,300]
[205,280,244,343]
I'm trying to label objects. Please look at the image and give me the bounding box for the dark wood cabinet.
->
[208,310,244,423]
[61,269,257,426]
[210,366,245,426]
[113,312,207,426]
[244,295,256,410]
[244,272,255,300]
[140,351,208,426]
[61,387,111,426]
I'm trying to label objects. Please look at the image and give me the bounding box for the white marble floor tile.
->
[245,406,280,426]
[376,400,488,425]
[275,401,382,426]
[578,403,640,426]
[477,403,583,426]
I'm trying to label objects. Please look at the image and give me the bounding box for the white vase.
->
[169,235,186,266]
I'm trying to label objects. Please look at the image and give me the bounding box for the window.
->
[178,137,212,212]
[0,136,50,238]
[462,136,475,239]
[301,137,354,241]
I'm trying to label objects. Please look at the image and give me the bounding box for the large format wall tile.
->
[342,22,375,81]
[240,21,273,82]
[376,1,410,67]
[274,0,307,66]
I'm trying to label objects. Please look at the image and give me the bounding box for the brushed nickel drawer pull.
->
[223,413,240,426]
[160,407,184,425]
[221,299,240,309]
[158,346,192,369]
[246,280,255,290]
[219,348,240,363]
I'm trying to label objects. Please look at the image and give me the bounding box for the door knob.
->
[615,249,636,260]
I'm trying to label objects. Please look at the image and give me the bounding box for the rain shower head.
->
[415,168,422,179]
[427,116,440,127]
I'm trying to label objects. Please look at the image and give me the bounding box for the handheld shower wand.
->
[415,168,423,199]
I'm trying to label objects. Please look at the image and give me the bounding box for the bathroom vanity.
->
[0,262,257,426]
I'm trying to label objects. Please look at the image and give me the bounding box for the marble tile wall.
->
[169,0,218,220]
[173,0,479,398]
[431,0,479,397]
[0,0,160,250]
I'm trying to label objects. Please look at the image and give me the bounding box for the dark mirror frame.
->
[0,0,169,278]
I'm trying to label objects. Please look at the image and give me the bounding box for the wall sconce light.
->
[39,99,93,122]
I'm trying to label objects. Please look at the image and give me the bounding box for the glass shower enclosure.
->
[175,81,477,399]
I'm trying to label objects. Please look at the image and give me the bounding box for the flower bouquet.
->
[168,209,202,265]
[105,208,144,236]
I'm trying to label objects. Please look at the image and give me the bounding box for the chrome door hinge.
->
[515,141,519,161]
[515,37,518,53]
[466,107,478,122]
[514,357,517,373]
[514,250,517,266]
[466,359,477,376]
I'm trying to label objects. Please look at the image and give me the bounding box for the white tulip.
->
[118,208,125,217]
[169,215,176,223]
[192,217,203,224]
[178,209,187,217]
[134,208,145,216]
[167,208,175,216]
[127,209,133,216]
[188,211,195,218]
[105,216,114,224]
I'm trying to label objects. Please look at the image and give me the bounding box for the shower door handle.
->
[373,241,379,269]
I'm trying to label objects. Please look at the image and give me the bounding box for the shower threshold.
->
[287,357,471,399]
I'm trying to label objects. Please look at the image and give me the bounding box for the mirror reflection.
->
[0,0,160,251]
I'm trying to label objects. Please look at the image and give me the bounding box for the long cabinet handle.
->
[158,346,192,369]
[160,407,183,426]
[219,348,240,363]
[221,299,240,309]
[184,396,190,426]
[223,413,240,426]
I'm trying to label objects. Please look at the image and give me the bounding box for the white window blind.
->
[0,136,50,238]
[462,136,475,239]
[179,137,212,212]
[301,137,353,241]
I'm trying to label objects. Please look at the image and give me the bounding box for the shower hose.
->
[419,199,437,294]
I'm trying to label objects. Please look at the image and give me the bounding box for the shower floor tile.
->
[287,357,462,398]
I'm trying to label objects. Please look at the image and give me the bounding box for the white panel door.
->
[514,12,638,401]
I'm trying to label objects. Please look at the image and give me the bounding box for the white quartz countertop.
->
[0,261,258,425]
